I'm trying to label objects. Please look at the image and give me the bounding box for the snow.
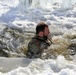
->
[0,56,76,75]
[0,0,76,75]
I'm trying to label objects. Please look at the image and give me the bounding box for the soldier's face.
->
[43,27,50,37]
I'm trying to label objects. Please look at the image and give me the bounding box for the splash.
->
[19,0,76,10]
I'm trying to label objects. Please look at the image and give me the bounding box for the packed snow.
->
[0,55,76,75]
[0,0,76,75]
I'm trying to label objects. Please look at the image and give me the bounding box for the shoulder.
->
[28,38,40,47]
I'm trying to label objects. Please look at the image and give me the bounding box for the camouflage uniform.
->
[26,35,52,58]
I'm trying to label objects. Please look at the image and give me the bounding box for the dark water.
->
[0,24,76,60]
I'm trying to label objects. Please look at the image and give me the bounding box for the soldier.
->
[26,22,52,58]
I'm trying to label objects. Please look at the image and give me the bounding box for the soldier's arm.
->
[27,42,41,58]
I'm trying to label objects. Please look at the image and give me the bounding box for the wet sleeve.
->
[27,42,41,58]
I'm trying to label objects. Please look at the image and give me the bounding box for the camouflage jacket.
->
[26,35,52,58]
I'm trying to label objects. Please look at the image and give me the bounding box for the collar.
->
[32,35,47,41]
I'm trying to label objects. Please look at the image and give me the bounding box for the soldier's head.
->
[36,22,50,38]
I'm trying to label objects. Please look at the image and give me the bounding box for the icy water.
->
[0,0,76,75]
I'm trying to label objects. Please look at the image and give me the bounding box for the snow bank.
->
[0,55,76,75]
